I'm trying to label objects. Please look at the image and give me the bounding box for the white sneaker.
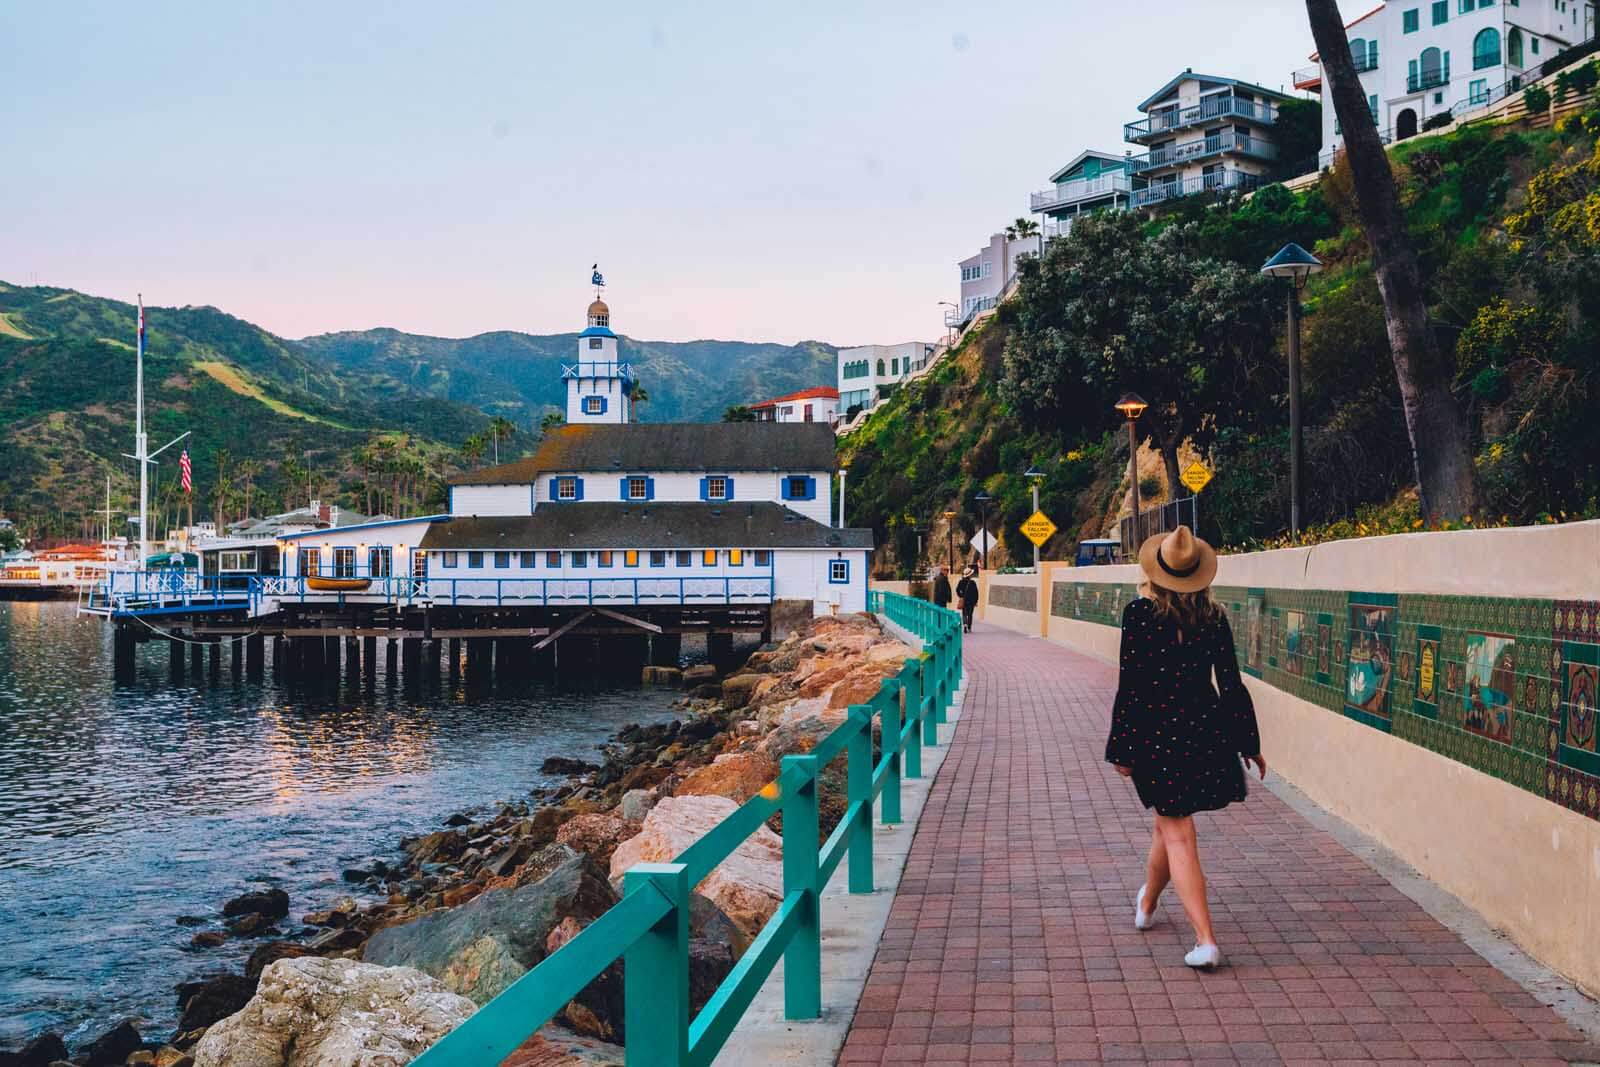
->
[1184,943,1222,969]
[1134,885,1156,931]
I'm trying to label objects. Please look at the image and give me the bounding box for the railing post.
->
[901,672,922,780]
[623,863,689,1067]
[846,706,874,894]
[880,684,902,825]
[781,755,821,1020]
[920,656,938,747]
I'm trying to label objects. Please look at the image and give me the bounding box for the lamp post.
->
[1115,392,1148,557]
[837,462,849,528]
[1260,243,1324,536]
[937,301,958,345]
[974,492,991,569]
[1024,466,1044,571]
[942,509,957,569]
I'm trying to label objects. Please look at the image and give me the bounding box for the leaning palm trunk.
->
[1306,0,1479,521]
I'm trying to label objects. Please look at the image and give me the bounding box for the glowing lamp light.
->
[1115,392,1149,421]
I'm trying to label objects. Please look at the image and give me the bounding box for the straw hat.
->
[1138,525,1217,593]
[962,566,975,578]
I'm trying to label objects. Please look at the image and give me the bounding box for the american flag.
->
[179,449,192,493]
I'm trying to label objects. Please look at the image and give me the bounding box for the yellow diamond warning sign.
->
[1179,461,1213,494]
[1020,511,1058,547]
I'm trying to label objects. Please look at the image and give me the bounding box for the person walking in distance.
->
[1105,526,1266,969]
[955,566,979,633]
[931,566,952,610]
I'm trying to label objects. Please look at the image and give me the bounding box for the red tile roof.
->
[751,386,840,410]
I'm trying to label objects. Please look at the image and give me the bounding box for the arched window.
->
[1349,37,1368,69]
[1418,45,1444,88]
[1507,27,1523,67]
[1473,27,1501,70]
[876,358,886,376]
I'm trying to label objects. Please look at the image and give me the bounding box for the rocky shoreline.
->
[3,612,915,1067]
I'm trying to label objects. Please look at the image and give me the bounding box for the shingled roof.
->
[419,502,873,551]
[452,422,837,485]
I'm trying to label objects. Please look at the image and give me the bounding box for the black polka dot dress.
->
[1104,598,1261,818]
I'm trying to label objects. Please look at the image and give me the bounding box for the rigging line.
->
[127,613,262,646]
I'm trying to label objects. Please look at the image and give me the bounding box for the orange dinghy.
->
[305,576,372,592]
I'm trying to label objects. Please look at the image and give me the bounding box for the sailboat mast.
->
[136,294,148,569]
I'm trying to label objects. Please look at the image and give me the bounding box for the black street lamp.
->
[1261,243,1324,536]
[974,492,992,568]
[1115,392,1148,555]
[942,509,957,569]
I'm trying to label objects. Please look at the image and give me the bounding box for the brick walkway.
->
[838,625,1599,1066]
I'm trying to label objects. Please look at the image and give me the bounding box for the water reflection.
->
[0,602,677,1044]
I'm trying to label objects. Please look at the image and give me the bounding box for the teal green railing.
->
[413,589,962,1067]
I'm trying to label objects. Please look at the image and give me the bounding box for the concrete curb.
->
[711,617,967,1065]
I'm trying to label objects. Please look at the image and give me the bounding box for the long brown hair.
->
[1142,581,1222,632]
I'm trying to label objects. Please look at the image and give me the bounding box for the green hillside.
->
[295,329,838,425]
[0,286,838,538]
[843,100,1600,574]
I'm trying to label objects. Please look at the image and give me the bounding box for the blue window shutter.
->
[781,478,792,501]
[803,476,815,501]
[698,476,709,501]
[574,476,585,501]
[724,476,735,500]
[619,477,630,500]
[645,477,655,500]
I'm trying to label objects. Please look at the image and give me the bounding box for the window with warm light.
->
[702,549,717,566]
[624,550,640,567]
[728,549,743,566]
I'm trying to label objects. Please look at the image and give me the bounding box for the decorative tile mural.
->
[1052,582,1600,824]
[987,583,1037,613]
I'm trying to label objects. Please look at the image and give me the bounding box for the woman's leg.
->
[1154,814,1216,946]
[1143,821,1170,908]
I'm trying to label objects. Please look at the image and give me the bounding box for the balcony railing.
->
[1123,94,1277,141]
[1128,132,1277,174]
[1130,170,1264,209]
[249,574,776,609]
[1407,67,1449,93]
[561,361,634,380]
[1028,172,1132,212]
[1293,65,1322,90]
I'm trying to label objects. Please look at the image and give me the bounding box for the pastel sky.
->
[1,1,1316,346]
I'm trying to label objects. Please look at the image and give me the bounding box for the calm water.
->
[0,601,679,1045]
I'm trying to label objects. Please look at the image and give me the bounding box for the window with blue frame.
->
[676,550,693,567]
[728,549,743,566]
[624,550,640,567]
[597,550,614,568]
[441,551,458,569]
[1473,26,1501,68]
[625,475,651,500]
[467,551,484,568]
[546,550,561,567]
[368,546,391,577]
[702,475,731,501]
[520,551,538,568]
[582,396,605,415]
[494,551,510,569]
[650,550,667,567]
[1403,7,1420,30]
[300,548,321,576]
[782,475,816,501]
[828,558,850,584]
[556,476,581,501]
[334,547,356,578]
[754,550,771,567]
[1432,0,1448,23]
[571,551,588,568]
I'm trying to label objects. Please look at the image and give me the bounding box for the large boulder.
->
[79,1020,142,1067]
[827,662,904,710]
[673,751,777,805]
[0,1032,67,1067]
[554,814,635,869]
[363,851,616,1004]
[502,1026,623,1067]
[718,673,763,709]
[608,796,782,940]
[222,888,289,921]
[191,957,475,1067]
[681,664,718,686]
[176,972,256,1031]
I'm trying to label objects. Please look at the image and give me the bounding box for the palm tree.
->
[237,459,260,521]
[627,382,649,421]
[487,416,516,463]
[460,433,486,469]
[538,411,566,438]
[722,405,757,422]
[1005,217,1040,240]
[1306,0,1478,520]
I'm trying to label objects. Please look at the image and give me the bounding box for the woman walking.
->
[1105,526,1266,968]
[955,566,979,633]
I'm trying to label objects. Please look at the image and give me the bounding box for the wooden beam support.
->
[593,607,665,634]
[532,610,595,651]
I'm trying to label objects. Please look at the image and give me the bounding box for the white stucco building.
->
[950,232,1041,329]
[1295,0,1595,161]
[565,295,634,424]
[837,342,933,418]
[1123,71,1294,208]
[750,386,840,425]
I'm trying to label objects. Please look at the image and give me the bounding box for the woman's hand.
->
[1113,764,1133,778]
[1245,754,1267,781]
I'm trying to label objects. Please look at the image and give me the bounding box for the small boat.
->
[306,575,372,592]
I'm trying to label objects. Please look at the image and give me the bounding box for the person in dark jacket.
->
[955,567,979,632]
[1105,525,1266,971]
[931,566,952,609]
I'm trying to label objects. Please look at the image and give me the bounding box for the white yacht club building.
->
[837,341,934,419]
[1294,0,1595,159]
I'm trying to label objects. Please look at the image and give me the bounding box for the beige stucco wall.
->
[1007,520,1600,995]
